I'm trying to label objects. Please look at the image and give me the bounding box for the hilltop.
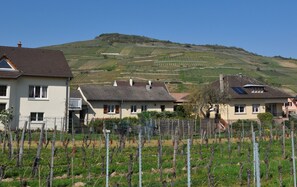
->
[44,33,297,93]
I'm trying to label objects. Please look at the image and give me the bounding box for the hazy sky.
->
[1,1,297,58]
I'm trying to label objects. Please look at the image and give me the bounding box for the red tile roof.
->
[170,93,190,103]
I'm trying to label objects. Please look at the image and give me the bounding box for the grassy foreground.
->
[0,132,296,186]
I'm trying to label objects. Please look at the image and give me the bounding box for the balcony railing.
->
[69,98,82,110]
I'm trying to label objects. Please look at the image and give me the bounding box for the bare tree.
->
[185,85,229,119]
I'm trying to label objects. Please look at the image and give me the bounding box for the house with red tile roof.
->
[0,44,72,130]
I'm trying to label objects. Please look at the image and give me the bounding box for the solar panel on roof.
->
[232,87,247,94]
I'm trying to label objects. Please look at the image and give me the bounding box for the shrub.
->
[231,119,260,132]
[257,112,273,125]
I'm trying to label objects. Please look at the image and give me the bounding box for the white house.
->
[77,79,176,122]
[0,44,72,130]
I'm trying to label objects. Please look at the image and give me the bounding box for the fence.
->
[18,116,67,131]
[1,117,297,186]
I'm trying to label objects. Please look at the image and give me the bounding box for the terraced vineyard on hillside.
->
[44,33,297,93]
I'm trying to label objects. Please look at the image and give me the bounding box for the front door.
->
[265,103,277,116]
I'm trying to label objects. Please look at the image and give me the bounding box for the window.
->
[160,105,165,112]
[131,105,137,113]
[235,104,245,114]
[103,105,119,114]
[252,104,260,113]
[108,105,115,113]
[0,59,13,70]
[0,103,6,111]
[0,85,7,96]
[29,86,48,99]
[141,105,147,112]
[30,112,44,122]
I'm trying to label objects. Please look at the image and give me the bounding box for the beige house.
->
[77,80,175,122]
[0,44,72,130]
[212,74,292,124]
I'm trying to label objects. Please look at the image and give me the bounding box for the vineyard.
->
[0,119,297,186]
[44,33,297,93]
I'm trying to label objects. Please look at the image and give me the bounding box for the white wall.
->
[0,79,14,110]
[0,79,17,129]
[0,76,68,130]
[86,100,174,122]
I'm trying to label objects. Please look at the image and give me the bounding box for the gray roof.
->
[115,80,168,91]
[212,75,292,99]
[70,89,83,98]
[80,85,176,102]
[0,46,73,78]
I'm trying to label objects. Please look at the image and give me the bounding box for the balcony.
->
[69,98,82,110]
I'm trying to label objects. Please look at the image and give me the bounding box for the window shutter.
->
[103,105,107,114]
[116,105,120,114]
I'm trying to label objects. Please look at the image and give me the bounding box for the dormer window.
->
[0,58,15,71]
[243,84,265,94]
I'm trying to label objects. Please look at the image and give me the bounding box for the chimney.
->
[129,78,133,86]
[113,80,117,86]
[18,41,22,48]
[146,85,152,91]
[219,74,224,93]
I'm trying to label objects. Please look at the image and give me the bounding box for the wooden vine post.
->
[18,121,28,167]
[32,123,45,177]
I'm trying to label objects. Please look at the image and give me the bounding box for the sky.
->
[1,1,297,58]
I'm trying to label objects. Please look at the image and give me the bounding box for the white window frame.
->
[0,85,7,97]
[108,105,115,114]
[131,105,137,113]
[30,112,44,122]
[235,104,246,114]
[29,85,48,99]
[252,104,260,113]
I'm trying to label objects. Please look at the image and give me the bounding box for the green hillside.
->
[44,33,297,93]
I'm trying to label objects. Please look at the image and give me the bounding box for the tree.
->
[0,107,14,159]
[174,105,190,118]
[186,85,230,119]
[0,107,13,127]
